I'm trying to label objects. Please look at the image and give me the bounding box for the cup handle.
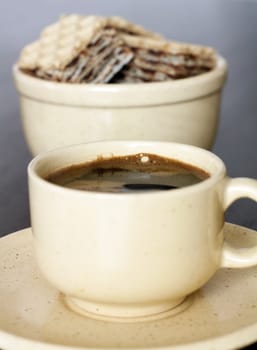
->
[221,177,257,268]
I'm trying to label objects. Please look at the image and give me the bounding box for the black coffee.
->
[45,153,209,193]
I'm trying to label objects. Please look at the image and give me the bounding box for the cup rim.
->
[28,141,226,199]
[13,55,227,107]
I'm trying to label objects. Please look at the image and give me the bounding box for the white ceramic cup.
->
[28,141,257,322]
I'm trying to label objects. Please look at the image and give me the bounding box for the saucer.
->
[0,223,257,350]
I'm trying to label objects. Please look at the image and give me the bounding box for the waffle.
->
[106,16,163,39]
[34,29,134,83]
[121,34,216,60]
[112,35,216,83]
[18,15,107,71]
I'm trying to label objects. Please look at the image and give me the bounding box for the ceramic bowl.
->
[13,56,227,156]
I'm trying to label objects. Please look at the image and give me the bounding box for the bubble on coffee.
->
[45,153,210,193]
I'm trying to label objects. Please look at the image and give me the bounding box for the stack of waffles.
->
[18,15,216,84]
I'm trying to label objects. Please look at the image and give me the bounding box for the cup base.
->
[63,294,194,323]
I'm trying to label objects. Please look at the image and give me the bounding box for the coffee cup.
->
[28,141,257,322]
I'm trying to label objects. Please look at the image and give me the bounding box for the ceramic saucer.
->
[0,223,257,350]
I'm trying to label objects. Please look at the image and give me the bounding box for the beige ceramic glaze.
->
[13,56,227,155]
[28,141,257,321]
[1,224,257,350]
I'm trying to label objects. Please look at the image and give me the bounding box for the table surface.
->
[0,0,257,349]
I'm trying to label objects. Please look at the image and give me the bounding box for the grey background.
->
[0,1,257,349]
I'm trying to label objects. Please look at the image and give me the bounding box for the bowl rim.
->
[13,55,228,107]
